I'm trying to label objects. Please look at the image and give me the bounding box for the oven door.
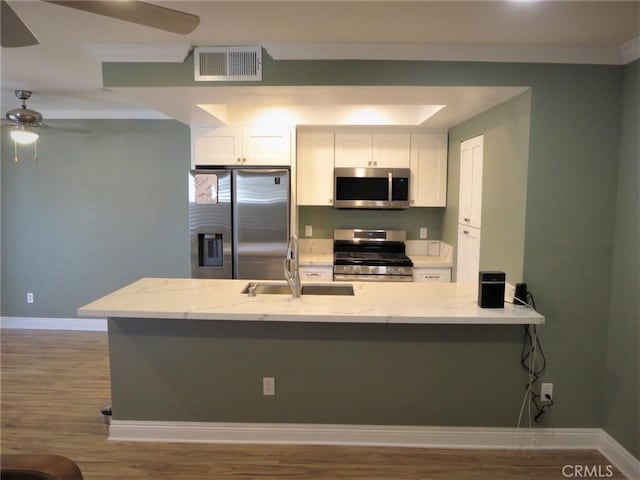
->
[334,273,414,282]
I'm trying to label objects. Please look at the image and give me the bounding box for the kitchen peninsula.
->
[78,278,544,436]
[78,277,543,325]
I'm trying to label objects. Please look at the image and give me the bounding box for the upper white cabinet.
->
[409,132,448,207]
[372,133,411,168]
[192,126,291,167]
[297,130,335,206]
[458,135,483,228]
[335,131,410,168]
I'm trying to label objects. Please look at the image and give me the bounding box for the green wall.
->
[3,56,635,456]
[602,60,639,459]
[1,120,191,317]
[444,90,531,283]
[298,206,444,240]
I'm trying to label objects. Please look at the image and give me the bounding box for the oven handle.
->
[334,273,413,282]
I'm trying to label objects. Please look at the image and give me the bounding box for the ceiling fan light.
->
[10,126,39,145]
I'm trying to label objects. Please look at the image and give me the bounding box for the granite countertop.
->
[78,277,544,325]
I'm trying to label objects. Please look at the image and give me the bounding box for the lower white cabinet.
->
[413,267,452,283]
[299,265,333,281]
[456,224,481,282]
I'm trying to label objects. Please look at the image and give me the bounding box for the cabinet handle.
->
[464,217,470,222]
[305,272,321,277]
[463,230,470,235]
[373,161,377,166]
[237,157,242,163]
[424,275,439,279]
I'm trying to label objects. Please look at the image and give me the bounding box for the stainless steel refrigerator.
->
[189,168,290,280]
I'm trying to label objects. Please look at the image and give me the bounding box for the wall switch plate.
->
[305,225,313,237]
[540,382,553,402]
[263,377,275,396]
[419,227,428,239]
[26,292,34,304]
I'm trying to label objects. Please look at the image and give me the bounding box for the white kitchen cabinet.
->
[456,224,481,283]
[372,133,411,168]
[191,126,291,167]
[335,131,410,168]
[409,132,448,207]
[413,267,452,283]
[334,132,372,167]
[297,130,335,206]
[458,135,483,228]
[299,265,333,281]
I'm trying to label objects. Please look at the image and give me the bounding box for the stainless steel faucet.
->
[284,235,301,297]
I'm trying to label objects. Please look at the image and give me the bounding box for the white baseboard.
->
[0,316,107,331]
[109,421,639,477]
[598,430,640,480]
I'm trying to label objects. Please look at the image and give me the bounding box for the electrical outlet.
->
[26,292,34,304]
[419,227,428,239]
[540,382,553,402]
[262,377,275,396]
[305,225,313,237]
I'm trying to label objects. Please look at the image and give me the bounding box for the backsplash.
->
[297,206,445,240]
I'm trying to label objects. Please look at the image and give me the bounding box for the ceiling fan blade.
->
[1,0,39,48]
[42,0,200,35]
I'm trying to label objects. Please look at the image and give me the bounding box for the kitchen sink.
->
[301,284,354,296]
[242,282,354,296]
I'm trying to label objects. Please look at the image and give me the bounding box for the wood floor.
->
[1,329,625,479]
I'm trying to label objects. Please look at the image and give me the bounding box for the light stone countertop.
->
[78,277,544,325]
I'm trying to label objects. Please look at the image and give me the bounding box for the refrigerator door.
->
[234,169,290,280]
[189,170,233,278]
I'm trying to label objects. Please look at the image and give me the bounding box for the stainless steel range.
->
[333,229,413,282]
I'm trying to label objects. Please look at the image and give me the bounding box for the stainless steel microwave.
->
[334,167,410,209]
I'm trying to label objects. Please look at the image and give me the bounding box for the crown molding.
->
[621,37,640,64]
[264,42,631,66]
[85,43,192,63]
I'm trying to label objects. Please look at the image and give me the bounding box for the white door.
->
[297,131,335,206]
[456,224,481,282]
[459,135,483,228]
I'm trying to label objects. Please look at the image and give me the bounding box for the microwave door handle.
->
[388,172,393,203]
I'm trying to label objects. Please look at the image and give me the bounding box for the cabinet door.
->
[413,267,452,283]
[191,126,242,167]
[334,132,373,167]
[297,131,335,206]
[242,127,291,166]
[410,132,448,207]
[459,135,483,228]
[372,133,410,168]
[456,224,481,282]
[299,265,333,281]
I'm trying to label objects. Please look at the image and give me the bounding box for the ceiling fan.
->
[1,0,200,48]
[3,90,89,162]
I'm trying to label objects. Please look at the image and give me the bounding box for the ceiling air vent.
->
[194,46,262,81]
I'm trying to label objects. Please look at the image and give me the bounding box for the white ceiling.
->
[1,1,638,127]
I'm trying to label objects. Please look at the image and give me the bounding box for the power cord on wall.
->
[514,291,553,427]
